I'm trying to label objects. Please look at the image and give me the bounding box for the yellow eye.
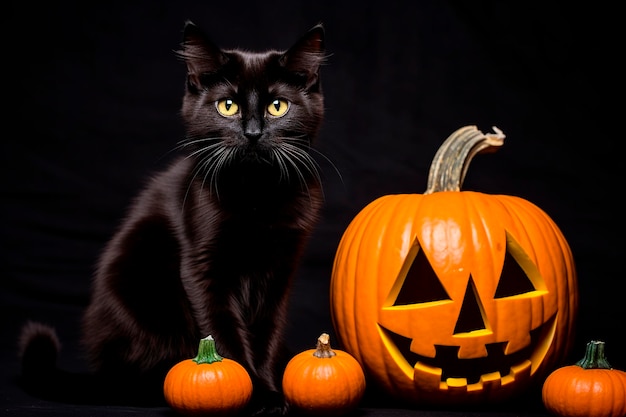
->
[267,99,290,117]
[216,99,239,116]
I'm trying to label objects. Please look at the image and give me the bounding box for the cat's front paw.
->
[247,390,289,417]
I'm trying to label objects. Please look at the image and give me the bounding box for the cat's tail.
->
[18,321,101,404]
[18,321,61,383]
[17,321,160,406]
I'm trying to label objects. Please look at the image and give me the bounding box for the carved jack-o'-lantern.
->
[330,126,578,406]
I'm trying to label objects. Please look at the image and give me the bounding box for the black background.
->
[1,1,621,416]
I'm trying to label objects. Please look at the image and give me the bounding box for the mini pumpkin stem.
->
[193,335,224,364]
[313,333,337,359]
[575,340,612,369]
[425,125,506,194]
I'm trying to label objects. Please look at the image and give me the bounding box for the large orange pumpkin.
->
[330,126,578,406]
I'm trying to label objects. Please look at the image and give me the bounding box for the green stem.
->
[193,335,224,364]
[575,340,612,369]
[425,125,505,194]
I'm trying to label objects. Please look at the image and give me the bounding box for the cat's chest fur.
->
[150,155,323,244]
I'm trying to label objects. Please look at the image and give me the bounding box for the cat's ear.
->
[177,21,228,91]
[280,23,326,89]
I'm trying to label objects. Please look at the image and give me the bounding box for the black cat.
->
[19,20,327,416]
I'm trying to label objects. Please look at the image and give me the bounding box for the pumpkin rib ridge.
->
[495,194,577,364]
[370,194,411,391]
[384,195,419,307]
[361,197,394,334]
[334,217,361,358]
[381,194,423,391]
[492,195,540,262]
[331,216,358,354]
[529,197,578,353]
[487,195,542,352]
[332,196,386,358]
[464,192,500,344]
[351,196,392,370]
[519,198,578,346]
[497,195,568,282]
[501,197,557,353]
[466,191,500,288]
[492,196,550,330]
[512,198,563,273]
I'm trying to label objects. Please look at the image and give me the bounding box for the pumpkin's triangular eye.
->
[494,232,547,298]
[394,246,450,305]
[494,251,536,298]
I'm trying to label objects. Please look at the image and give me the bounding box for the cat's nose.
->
[244,130,262,144]
[244,117,263,143]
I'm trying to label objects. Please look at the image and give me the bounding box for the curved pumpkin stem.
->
[313,333,337,359]
[575,340,612,370]
[193,335,224,364]
[425,125,506,194]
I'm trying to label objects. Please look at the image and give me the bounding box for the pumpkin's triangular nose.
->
[454,277,487,335]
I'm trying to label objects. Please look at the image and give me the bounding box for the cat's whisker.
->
[282,143,323,183]
[155,136,219,164]
[198,146,232,199]
[182,145,228,208]
[171,136,221,153]
[272,149,291,183]
[282,136,344,186]
[161,137,225,173]
[280,143,321,179]
[207,147,237,199]
[280,141,330,202]
[184,141,224,161]
[182,152,210,209]
[278,144,323,200]
[197,154,218,197]
[273,149,310,197]
[306,146,344,185]
[178,136,220,147]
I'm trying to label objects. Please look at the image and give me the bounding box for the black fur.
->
[18,21,326,416]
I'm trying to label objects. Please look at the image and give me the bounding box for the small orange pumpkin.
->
[282,333,366,416]
[330,126,578,405]
[163,335,253,416]
[542,340,626,417]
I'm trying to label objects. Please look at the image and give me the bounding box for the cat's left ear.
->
[177,20,229,91]
[280,23,326,89]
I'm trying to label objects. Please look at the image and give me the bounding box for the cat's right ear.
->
[176,21,228,91]
[280,23,326,90]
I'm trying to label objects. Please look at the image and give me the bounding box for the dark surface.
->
[1,1,620,416]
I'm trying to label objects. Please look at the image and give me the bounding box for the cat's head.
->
[175,22,326,193]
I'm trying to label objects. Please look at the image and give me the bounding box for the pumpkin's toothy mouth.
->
[381,314,556,385]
